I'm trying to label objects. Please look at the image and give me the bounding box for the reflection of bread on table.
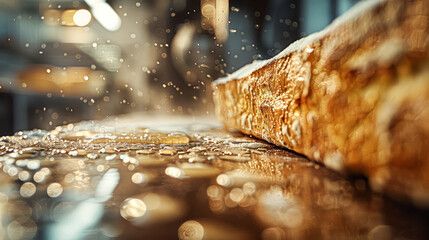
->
[213,0,429,206]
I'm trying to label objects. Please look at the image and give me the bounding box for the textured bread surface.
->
[213,0,429,206]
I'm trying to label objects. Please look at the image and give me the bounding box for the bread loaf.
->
[213,0,429,206]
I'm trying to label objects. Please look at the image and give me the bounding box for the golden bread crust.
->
[213,0,429,205]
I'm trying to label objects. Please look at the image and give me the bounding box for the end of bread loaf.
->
[213,0,429,206]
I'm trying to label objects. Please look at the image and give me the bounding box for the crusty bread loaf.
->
[213,0,429,206]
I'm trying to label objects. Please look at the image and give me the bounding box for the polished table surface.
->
[0,114,428,240]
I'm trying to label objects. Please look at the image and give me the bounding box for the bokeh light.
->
[73,9,92,27]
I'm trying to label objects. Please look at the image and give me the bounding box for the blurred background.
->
[0,0,360,136]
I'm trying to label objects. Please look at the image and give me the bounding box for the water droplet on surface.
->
[242,142,269,149]
[7,167,18,177]
[216,174,231,187]
[136,149,155,155]
[171,163,221,179]
[87,153,99,160]
[135,156,165,166]
[33,171,47,183]
[105,154,117,161]
[159,148,177,155]
[218,155,251,162]
[47,183,63,198]
[230,188,245,203]
[69,150,87,157]
[207,185,224,199]
[120,198,147,220]
[18,171,31,181]
[96,164,106,172]
[165,166,185,179]
[243,182,256,195]
[178,220,204,240]
[64,173,74,183]
[188,156,206,163]
[131,172,148,184]
[20,182,36,198]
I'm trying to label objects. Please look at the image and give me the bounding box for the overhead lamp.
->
[73,9,92,27]
[85,0,121,31]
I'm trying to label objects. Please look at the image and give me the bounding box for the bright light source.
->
[85,0,121,31]
[200,0,229,42]
[73,9,92,27]
[215,0,229,42]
